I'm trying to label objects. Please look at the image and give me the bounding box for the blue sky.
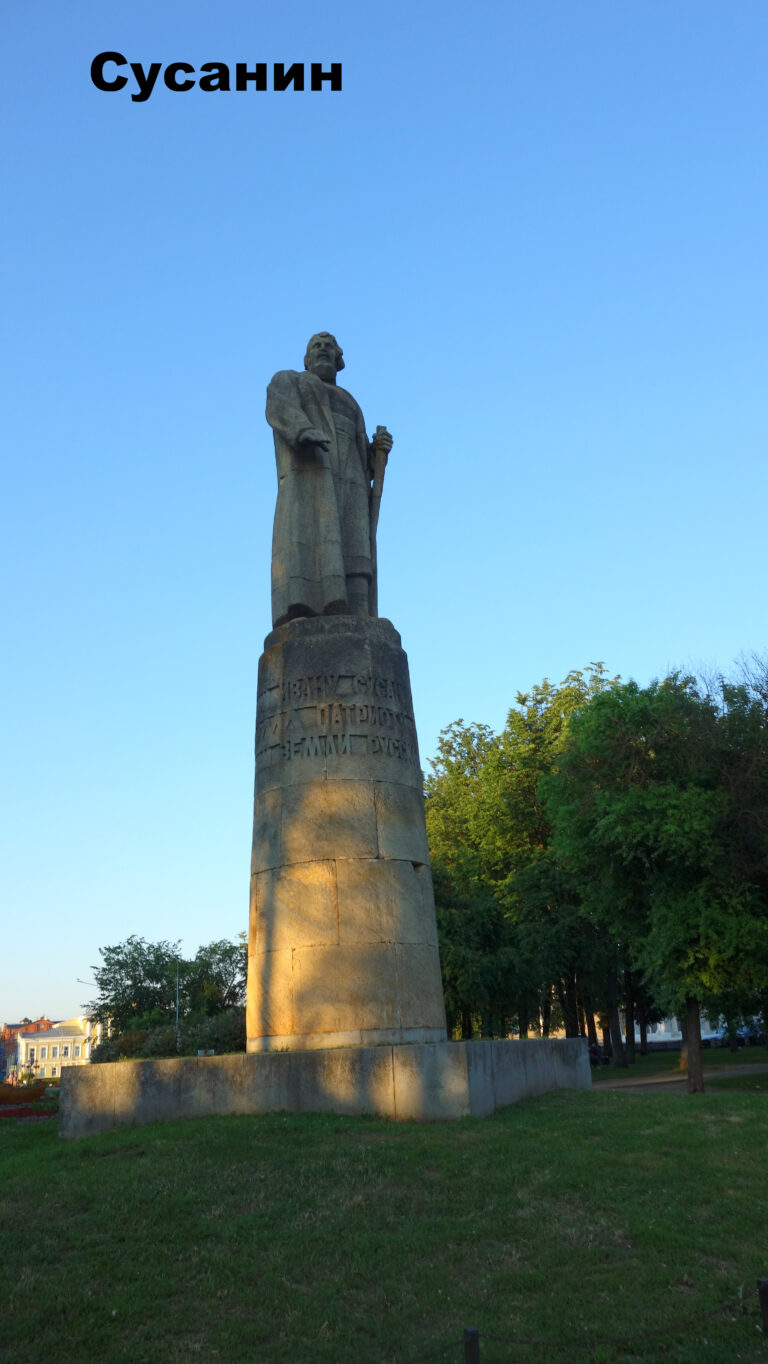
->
[2,1,766,1022]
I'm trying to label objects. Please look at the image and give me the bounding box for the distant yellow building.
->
[15,1017,106,1080]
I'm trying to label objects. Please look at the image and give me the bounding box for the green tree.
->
[185,936,247,1015]
[85,934,248,1033]
[425,666,618,1036]
[432,865,517,1038]
[544,674,768,1092]
[86,936,183,1031]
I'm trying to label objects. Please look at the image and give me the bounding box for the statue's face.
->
[305,333,341,380]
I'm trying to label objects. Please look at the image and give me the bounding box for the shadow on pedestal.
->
[58,1039,592,1139]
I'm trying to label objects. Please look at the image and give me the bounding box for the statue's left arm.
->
[266,369,329,454]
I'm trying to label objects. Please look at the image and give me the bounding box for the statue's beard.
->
[310,360,336,383]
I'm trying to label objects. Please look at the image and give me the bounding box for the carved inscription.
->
[255,671,420,768]
[258,671,410,707]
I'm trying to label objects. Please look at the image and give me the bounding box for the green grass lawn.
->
[591,1044,768,1083]
[2,1091,767,1364]
[708,1071,768,1092]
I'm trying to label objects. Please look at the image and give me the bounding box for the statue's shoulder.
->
[268,368,326,394]
[268,367,301,387]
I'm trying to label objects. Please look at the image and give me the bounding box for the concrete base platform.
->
[58,1038,591,1139]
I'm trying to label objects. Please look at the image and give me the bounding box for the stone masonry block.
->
[59,1041,592,1138]
[281,780,377,863]
[414,863,439,947]
[374,781,430,862]
[251,785,283,872]
[336,858,429,945]
[251,862,338,951]
[292,943,398,1036]
[246,947,294,1038]
[395,943,448,1032]
[392,1043,471,1120]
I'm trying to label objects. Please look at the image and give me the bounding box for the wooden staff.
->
[369,426,389,616]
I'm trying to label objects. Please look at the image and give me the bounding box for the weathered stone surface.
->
[414,862,438,937]
[490,1037,589,1107]
[374,781,430,862]
[251,862,338,952]
[336,858,434,945]
[266,334,392,627]
[250,785,282,872]
[392,1042,471,1120]
[247,1025,445,1052]
[59,1040,592,1138]
[245,947,294,1039]
[280,780,378,863]
[292,943,399,1034]
[247,614,446,1052]
[394,944,448,1029]
[464,1040,497,1118]
[254,615,419,793]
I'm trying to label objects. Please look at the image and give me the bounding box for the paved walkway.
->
[596,1061,768,1093]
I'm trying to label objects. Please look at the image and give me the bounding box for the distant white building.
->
[15,1016,106,1080]
[632,1014,723,1047]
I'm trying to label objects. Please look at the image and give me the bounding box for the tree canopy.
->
[425,665,620,1039]
[425,659,768,1086]
[85,934,247,1032]
[544,672,768,1088]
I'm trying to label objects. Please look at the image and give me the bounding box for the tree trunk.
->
[623,969,636,1064]
[517,1007,528,1040]
[678,1013,688,1072]
[582,996,599,1047]
[461,1011,473,1040]
[607,1004,627,1067]
[558,976,580,1038]
[541,998,551,1039]
[598,1013,612,1056]
[685,996,705,1094]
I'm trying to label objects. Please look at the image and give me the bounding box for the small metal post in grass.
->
[758,1278,768,1331]
[463,1326,480,1363]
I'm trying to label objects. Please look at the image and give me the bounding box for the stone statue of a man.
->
[266,333,393,629]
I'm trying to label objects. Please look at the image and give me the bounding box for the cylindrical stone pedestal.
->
[246,615,447,1052]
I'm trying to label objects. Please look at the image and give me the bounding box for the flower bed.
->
[0,1103,57,1121]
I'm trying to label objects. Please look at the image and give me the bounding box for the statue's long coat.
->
[266,369,374,628]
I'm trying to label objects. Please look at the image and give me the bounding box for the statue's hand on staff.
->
[372,426,393,456]
[298,427,331,455]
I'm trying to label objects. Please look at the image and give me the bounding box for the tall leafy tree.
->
[86,934,247,1032]
[544,674,768,1092]
[425,666,618,1036]
[86,936,183,1031]
[432,866,516,1038]
[185,937,247,1015]
[425,723,517,1035]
